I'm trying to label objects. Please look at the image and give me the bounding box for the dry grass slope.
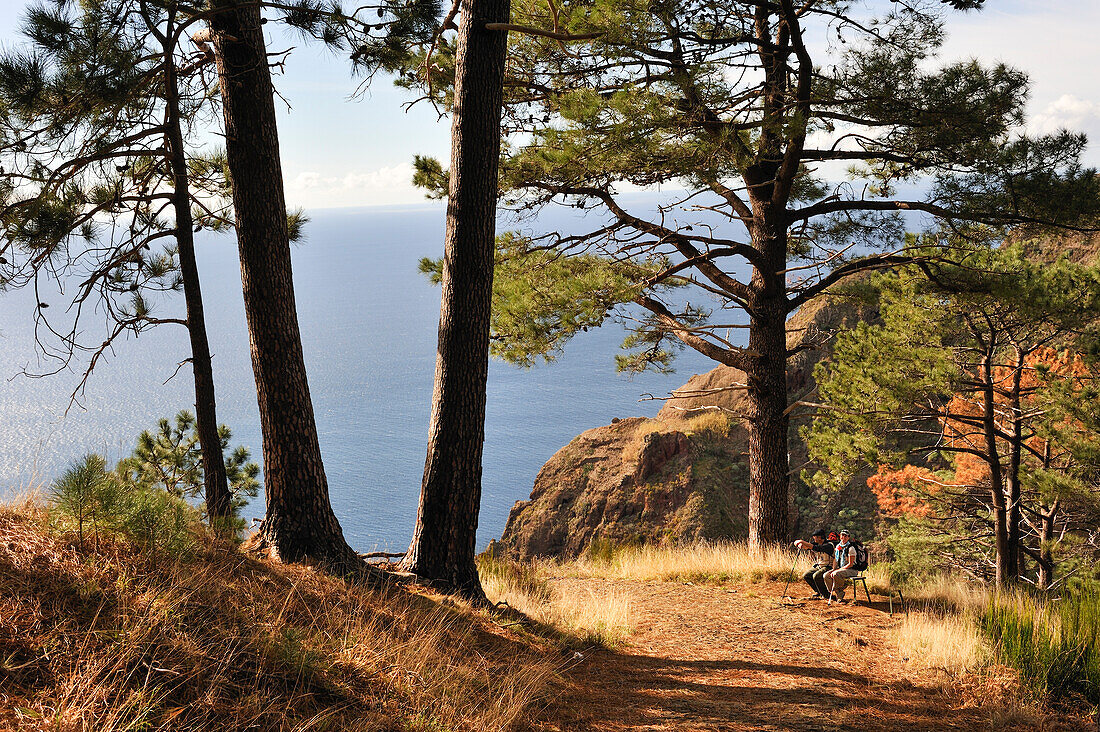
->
[0,501,560,732]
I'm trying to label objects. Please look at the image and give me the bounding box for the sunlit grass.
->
[0,500,558,731]
[892,574,1100,708]
[479,556,634,648]
[561,540,815,585]
[897,610,993,674]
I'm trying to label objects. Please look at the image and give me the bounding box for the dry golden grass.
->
[682,411,734,437]
[478,557,634,648]
[0,502,559,732]
[561,541,800,584]
[620,419,665,466]
[889,575,999,680]
[906,573,992,613]
[897,610,993,674]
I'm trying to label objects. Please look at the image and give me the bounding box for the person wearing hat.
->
[824,529,860,605]
[792,529,837,599]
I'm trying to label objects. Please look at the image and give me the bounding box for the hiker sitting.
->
[824,529,864,605]
[792,530,836,599]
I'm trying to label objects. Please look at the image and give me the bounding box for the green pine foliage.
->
[0,0,232,359]
[807,237,1100,583]
[121,485,198,559]
[117,411,261,529]
[49,453,200,558]
[803,270,958,488]
[279,0,441,76]
[884,515,956,584]
[419,232,668,367]
[48,454,120,550]
[403,0,1100,380]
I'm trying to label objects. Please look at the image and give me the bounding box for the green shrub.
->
[883,516,953,584]
[982,584,1100,707]
[49,454,123,549]
[49,452,200,559]
[116,410,261,532]
[121,487,198,559]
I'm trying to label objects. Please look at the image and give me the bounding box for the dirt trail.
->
[533,578,1001,732]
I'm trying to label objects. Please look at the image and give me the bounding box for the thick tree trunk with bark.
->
[402,0,510,600]
[745,299,790,550]
[744,205,790,550]
[163,43,231,522]
[208,0,355,565]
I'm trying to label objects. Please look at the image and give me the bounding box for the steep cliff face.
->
[499,294,873,560]
[500,416,748,559]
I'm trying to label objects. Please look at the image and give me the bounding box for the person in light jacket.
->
[824,529,860,605]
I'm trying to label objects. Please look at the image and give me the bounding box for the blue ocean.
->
[0,201,717,551]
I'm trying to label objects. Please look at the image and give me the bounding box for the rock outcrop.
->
[500,415,747,559]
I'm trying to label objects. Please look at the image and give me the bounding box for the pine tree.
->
[412,0,1099,549]
[117,410,261,527]
[206,0,365,568]
[401,0,511,602]
[0,0,235,521]
[807,239,1100,587]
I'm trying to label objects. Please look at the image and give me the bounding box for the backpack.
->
[851,541,869,572]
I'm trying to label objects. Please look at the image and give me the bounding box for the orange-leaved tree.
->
[808,241,1100,588]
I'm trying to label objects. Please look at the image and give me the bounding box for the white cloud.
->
[285,163,423,209]
[1028,95,1100,137]
[339,165,416,191]
[292,171,323,190]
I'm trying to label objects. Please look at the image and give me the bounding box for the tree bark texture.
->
[745,253,790,550]
[980,352,1013,587]
[163,40,231,522]
[1037,500,1058,590]
[208,1,354,564]
[1005,351,1025,581]
[402,0,510,600]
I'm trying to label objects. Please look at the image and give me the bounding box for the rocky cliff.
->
[498,415,747,558]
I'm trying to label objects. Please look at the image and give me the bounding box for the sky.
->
[1,0,1098,211]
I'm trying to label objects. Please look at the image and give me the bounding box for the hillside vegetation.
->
[0,497,561,732]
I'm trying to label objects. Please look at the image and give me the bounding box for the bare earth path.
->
[533,578,1000,732]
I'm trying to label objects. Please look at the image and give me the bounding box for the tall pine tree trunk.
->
[1037,500,1058,590]
[981,352,1013,587]
[1005,351,1025,581]
[401,0,510,601]
[745,280,790,550]
[208,0,355,565]
[163,37,231,522]
[1037,442,1058,590]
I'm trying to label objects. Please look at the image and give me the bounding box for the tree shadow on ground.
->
[539,651,989,731]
